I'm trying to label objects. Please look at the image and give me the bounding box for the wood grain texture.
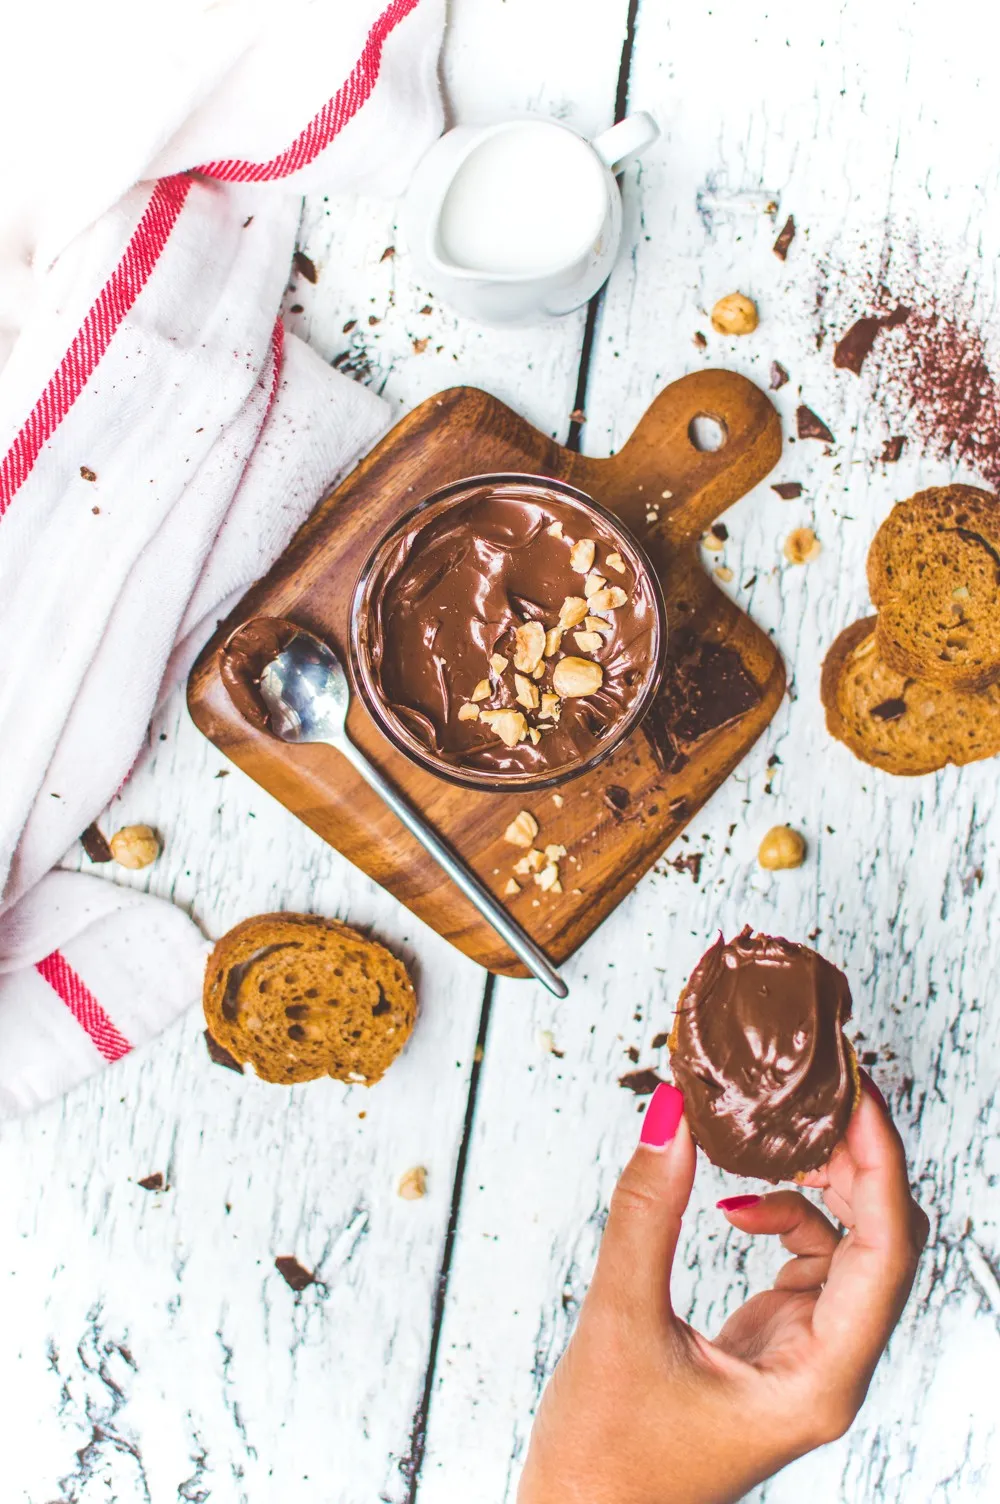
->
[188,372,783,975]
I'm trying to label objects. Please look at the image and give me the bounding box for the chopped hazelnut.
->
[504,809,539,848]
[513,619,546,673]
[539,692,562,721]
[470,679,491,702]
[514,673,540,711]
[605,551,626,574]
[528,726,541,745]
[783,528,821,564]
[702,531,725,553]
[585,615,612,634]
[397,1166,428,1200]
[457,703,480,721]
[757,825,806,870]
[544,627,563,657]
[544,844,568,861]
[588,586,627,612]
[714,565,734,583]
[552,794,564,808]
[514,848,546,875]
[546,520,564,538]
[573,630,604,653]
[481,708,528,747]
[503,878,521,896]
[583,572,607,598]
[558,597,589,629]
[490,653,509,675]
[110,824,159,870]
[570,538,596,574]
[532,662,546,680]
[711,292,759,335]
[536,863,561,892]
[552,656,603,697]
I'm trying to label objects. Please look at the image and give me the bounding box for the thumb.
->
[590,1084,696,1325]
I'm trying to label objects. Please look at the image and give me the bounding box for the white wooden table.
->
[5,2,1000,1500]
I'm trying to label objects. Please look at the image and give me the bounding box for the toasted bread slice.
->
[203,913,416,1085]
[821,616,1000,774]
[868,485,1000,689]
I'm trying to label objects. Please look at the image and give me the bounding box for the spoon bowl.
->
[259,631,351,744]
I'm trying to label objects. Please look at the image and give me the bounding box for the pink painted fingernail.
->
[717,1194,761,1212]
[639,1083,684,1147]
[860,1073,887,1110]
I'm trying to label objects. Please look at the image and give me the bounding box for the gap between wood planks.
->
[400,3,641,1496]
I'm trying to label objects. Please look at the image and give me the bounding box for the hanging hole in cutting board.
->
[688,413,728,452]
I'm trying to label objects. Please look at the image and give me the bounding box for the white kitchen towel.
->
[0,0,445,1115]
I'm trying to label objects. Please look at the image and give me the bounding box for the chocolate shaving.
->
[204,1031,244,1074]
[833,305,910,376]
[380,246,395,261]
[138,1173,164,1192]
[881,435,905,463]
[796,405,834,442]
[651,1031,669,1050]
[769,361,789,390]
[618,1068,664,1096]
[289,303,303,314]
[79,465,97,482]
[871,698,906,722]
[710,523,728,541]
[602,784,631,815]
[626,1045,640,1063]
[772,215,796,260]
[667,796,690,820]
[275,1256,315,1292]
[771,482,803,500]
[693,331,708,349]
[292,251,317,284]
[643,631,762,772]
[80,823,112,862]
[669,852,703,883]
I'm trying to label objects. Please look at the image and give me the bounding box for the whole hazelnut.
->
[757,825,806,871]
[110,824,160,870]
[710,292,759,336]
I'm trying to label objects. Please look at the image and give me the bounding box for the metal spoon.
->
[257,628,568,999]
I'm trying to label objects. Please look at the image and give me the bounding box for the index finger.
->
[812,1088,926,1388]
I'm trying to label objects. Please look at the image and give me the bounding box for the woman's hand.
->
[518,1079,928,1504]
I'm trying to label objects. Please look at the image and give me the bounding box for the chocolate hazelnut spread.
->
[220,616,301,732]
[353,480,664,779]
[669,927,856,1181]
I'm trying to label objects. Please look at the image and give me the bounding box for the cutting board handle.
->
[586,369,782,544]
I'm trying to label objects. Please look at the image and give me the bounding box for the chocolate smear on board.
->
[275,1256,315,1292]
[769,361,789,389]
[292,250,317,283]
[771,482,803,500]
[618,1068,664,1096]
[80,823,112,862]
[772,215,796,260]
[204,1031,244,1074]
[796,405,834,442]
[643,630,762,773]
[833,305,910,375]
[871,697,907,722]
[881,435,905,463]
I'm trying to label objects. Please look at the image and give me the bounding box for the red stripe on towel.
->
[193,0,421,182]
[0,174,193,517]
[35,950,132,1063]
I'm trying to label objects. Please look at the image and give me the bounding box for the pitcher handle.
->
[591,111,659,174]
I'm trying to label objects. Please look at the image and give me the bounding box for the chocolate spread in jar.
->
[358,481,662,777]
[669,927,857,1181]
[220,616,301,731]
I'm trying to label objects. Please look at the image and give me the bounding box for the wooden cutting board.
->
[188,370,784,976]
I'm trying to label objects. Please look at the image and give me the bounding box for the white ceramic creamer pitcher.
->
[401,112,659,326]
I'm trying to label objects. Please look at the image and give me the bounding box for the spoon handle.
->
[335,735,568,999]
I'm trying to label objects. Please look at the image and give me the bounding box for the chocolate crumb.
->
[91,506,100,515]
[275,1256,315,1292]
[618,1068,664,1096]
[342,319,357,333]
[626,1045,640,1063]
[796,405,834,442]
[771,481,803,500]
[205,1031,244,1074]
[693,331,708,349]
[289,303,304,314]
[380,246,396,261]
[412,337,429,354]
[368,314,380,326]
[871,697,906,722]
[80,466,97,482]
[881,435,905,463]
[651,1031,669,1050]
[292,251,317,284]
[603,784,631,814]
[767,753,782,766]
[420,304,433,315]
[80,823,112,862]
[138,1173,164,1192]
[710,522,729,541]
[769,361,789,389]
[669,852,703,883]
[860,1051,879,1066]
[214,769,229,778]
[833,306,910,376]
[772,215,796,260]
[242,216,254,229]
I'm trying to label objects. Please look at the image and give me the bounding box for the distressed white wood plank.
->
[421,2,1000,1499]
